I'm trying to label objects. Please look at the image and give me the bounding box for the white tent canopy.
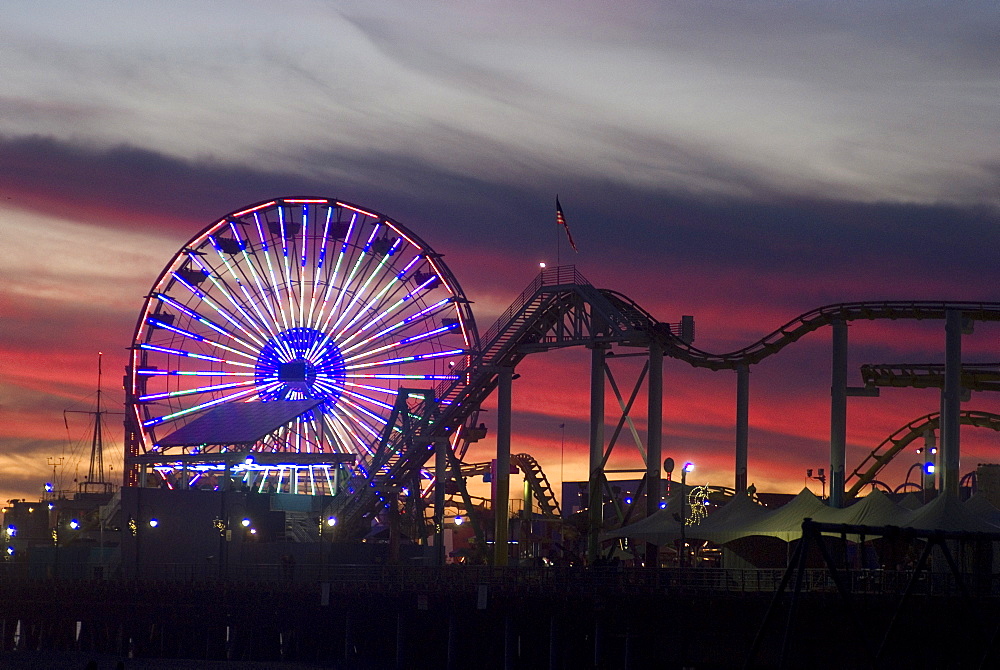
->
[600,490,686,545]
[607,488,1000,547]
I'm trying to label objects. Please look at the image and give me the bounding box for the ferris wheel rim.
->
[125,196,479,491]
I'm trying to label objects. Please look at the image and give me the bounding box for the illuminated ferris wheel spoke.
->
[341,323,458,366]
[344,381,397,398]
[340,387,395,413]
[339,297,453,355]
[322,413,363,455]
[320,222,381,335]
[325,410,376,457]
[144,319,258,363]
[191,247,273,341]
[333,239,400,334]
[338,397,389,434]
[330,238,403,339]
[143,383,267,427]
[304,243,395,362]
[201,241,284,344]
[285,214,312,315]
[253,211,292,333]
[161,277,268,354]
[237,242,283,333]
[153,293,254,349]
[305,206,335,326]
[274,205,294,322]
[314,212,358,320]
[204,222,282,336]
[330,254,418,347]
[299,205,310,329]
[334,290,444,359]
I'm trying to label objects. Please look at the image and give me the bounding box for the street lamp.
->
[806,468,827,499]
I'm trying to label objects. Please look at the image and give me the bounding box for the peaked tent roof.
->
[898,493,924,510]
[600,491,685,544]
[834,489,907,527]
[686,490,770,544]
[155,399,325,448]
[964,493,1000,527]
[902,493,1000,533]
[695,488,829,543]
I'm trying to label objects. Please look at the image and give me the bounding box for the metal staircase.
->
[333,266,655,534]
[284,511,314,542]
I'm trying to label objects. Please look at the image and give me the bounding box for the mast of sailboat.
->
[87,351,106,490]
[65,352,116,494]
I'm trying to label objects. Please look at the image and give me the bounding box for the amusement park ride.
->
[58,195,999,566]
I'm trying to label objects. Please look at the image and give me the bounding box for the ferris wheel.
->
[125,197,478,494]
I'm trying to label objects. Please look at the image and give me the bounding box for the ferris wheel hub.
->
[255,326,346,404]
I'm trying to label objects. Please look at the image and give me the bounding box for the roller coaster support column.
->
[830,320,848,507]
[645,340,663,567]
[942,310,963,498]
[495,366,514,566]
[588,344,608,564]
[435,437,447,566]
[736,364,750,494]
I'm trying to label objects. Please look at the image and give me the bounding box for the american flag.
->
[556,196,578,252]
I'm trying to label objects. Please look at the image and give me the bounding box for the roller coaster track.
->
[511,453,562,517]
[336,266,1000,532]
[602,292,1000,371]
[846,410,1000,500]
[860,363,1000,392]
[454,453,562,517]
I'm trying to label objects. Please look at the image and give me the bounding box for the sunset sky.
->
[2,1,999,504]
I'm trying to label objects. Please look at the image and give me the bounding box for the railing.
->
[2,562,995,598]
[480,265,589,354]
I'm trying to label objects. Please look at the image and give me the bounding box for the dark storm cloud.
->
[0,134,328,228]
[4,133,998,315]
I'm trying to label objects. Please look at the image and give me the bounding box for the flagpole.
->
[555,194,561,267]
[556,218,561,267]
